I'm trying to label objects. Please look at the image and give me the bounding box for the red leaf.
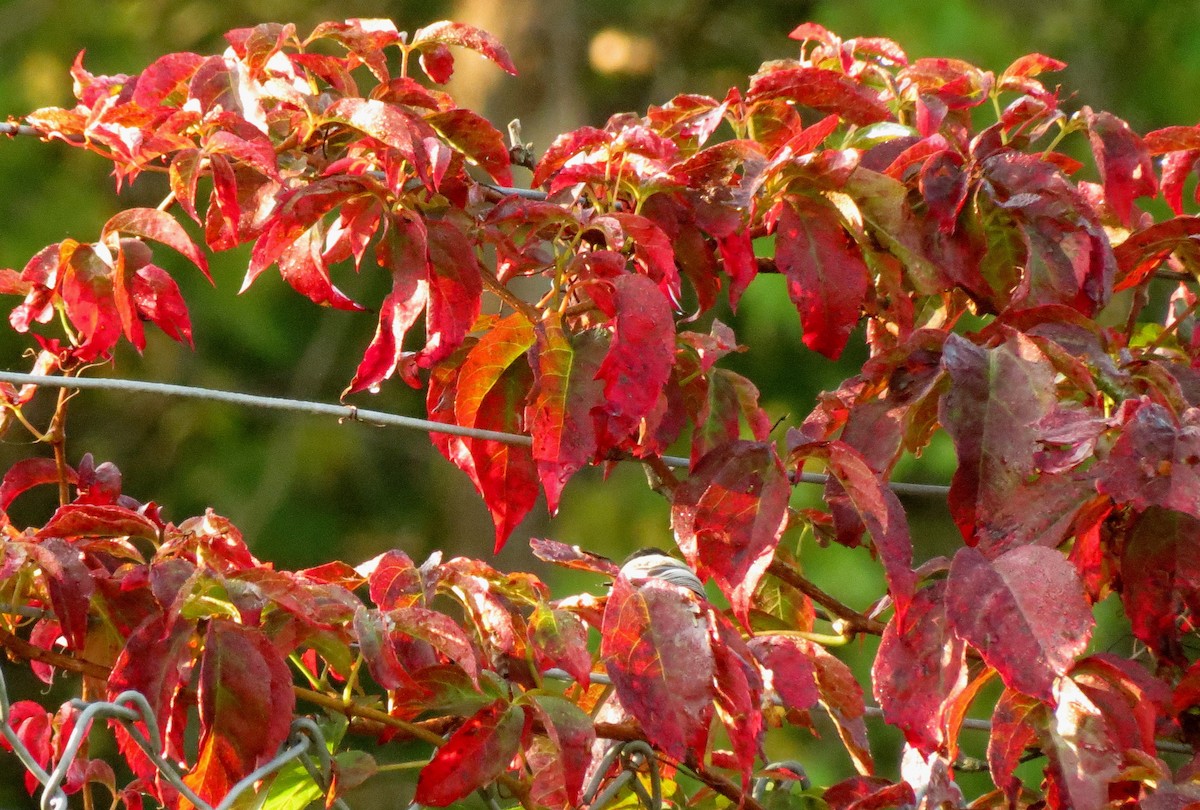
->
[919,150,968,233]
[751,634,872,773]
[939,333,1056,544]
[599,213,682,307]
[1119,506,1200,662]
[775,196,870,359]
[108,616,197,800]
[427,108,513,186]
[747,635,817,712]
[600,575,713,761]
[131,263,193,346]
[946,545,1093,701]
[0,458,69,511]
[1083,107,1156,227]
[183,620,295,806]
[528,603,591,688]
[594,274,676,447]
[359,548,426,611]
[247,177,370,286]
[305,19,400,83]
[807,441,916,621]
[823,777,915,810]
[38,503,160,545]
[4,701,51,795]
[352,607,424,692]
[324,97,424,168]
[871,583,967,755]
[688,367,772,467]
[59,241,122,360]
[528,537,620,577]
[411,21,518,77]
[1114,216,1200,290]
[749,66,892,126]
[450,316,538,550]
[1097,403,1200,520]
[709,610,762,786]
[419,43,455,84]
[525,694,595,806]
[531,127,610,189]
[345,213,430,394]
[391,606,481,682]
[527,313,605,513]
[999,53,1066,86]
[414,699,525,806]
[24,538,94,651]
[103,208,209,280]
[1071,655,1164,755]
[987,688,1040,807]
[420,219,483,369]
[275,226,364,311]
[981,153,1114,314]
[671,440,789,623]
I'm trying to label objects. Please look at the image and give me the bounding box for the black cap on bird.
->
[616,548,705,599]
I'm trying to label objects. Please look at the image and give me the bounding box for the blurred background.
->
[0,0,1194,805]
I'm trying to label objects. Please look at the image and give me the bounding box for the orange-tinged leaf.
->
[182,620,295,807]
[527,314,605,513]
[528,604,591,688]
[455,312,534,429]
[427,108,513,186]
[987,688,1041,807]
[462,362,538,552]
[414,699,525,806]
[600,575,713,761]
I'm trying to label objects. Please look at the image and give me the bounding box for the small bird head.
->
[617,548,705,599]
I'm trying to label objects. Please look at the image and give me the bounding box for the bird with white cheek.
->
[616,547,705,599]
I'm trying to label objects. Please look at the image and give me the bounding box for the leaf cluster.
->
[2,16,1200,810]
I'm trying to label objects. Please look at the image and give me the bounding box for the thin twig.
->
[767,560,887,636]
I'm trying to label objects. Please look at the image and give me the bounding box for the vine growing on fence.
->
[0,15,1199,809]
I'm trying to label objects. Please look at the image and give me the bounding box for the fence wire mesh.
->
[0,662,349,810]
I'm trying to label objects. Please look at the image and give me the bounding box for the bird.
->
[616,547,705,599]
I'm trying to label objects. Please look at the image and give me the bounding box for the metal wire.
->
[0,371,952,497]
[0,663,347,810]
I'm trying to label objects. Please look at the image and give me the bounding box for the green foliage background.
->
[0,0,1194,805]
